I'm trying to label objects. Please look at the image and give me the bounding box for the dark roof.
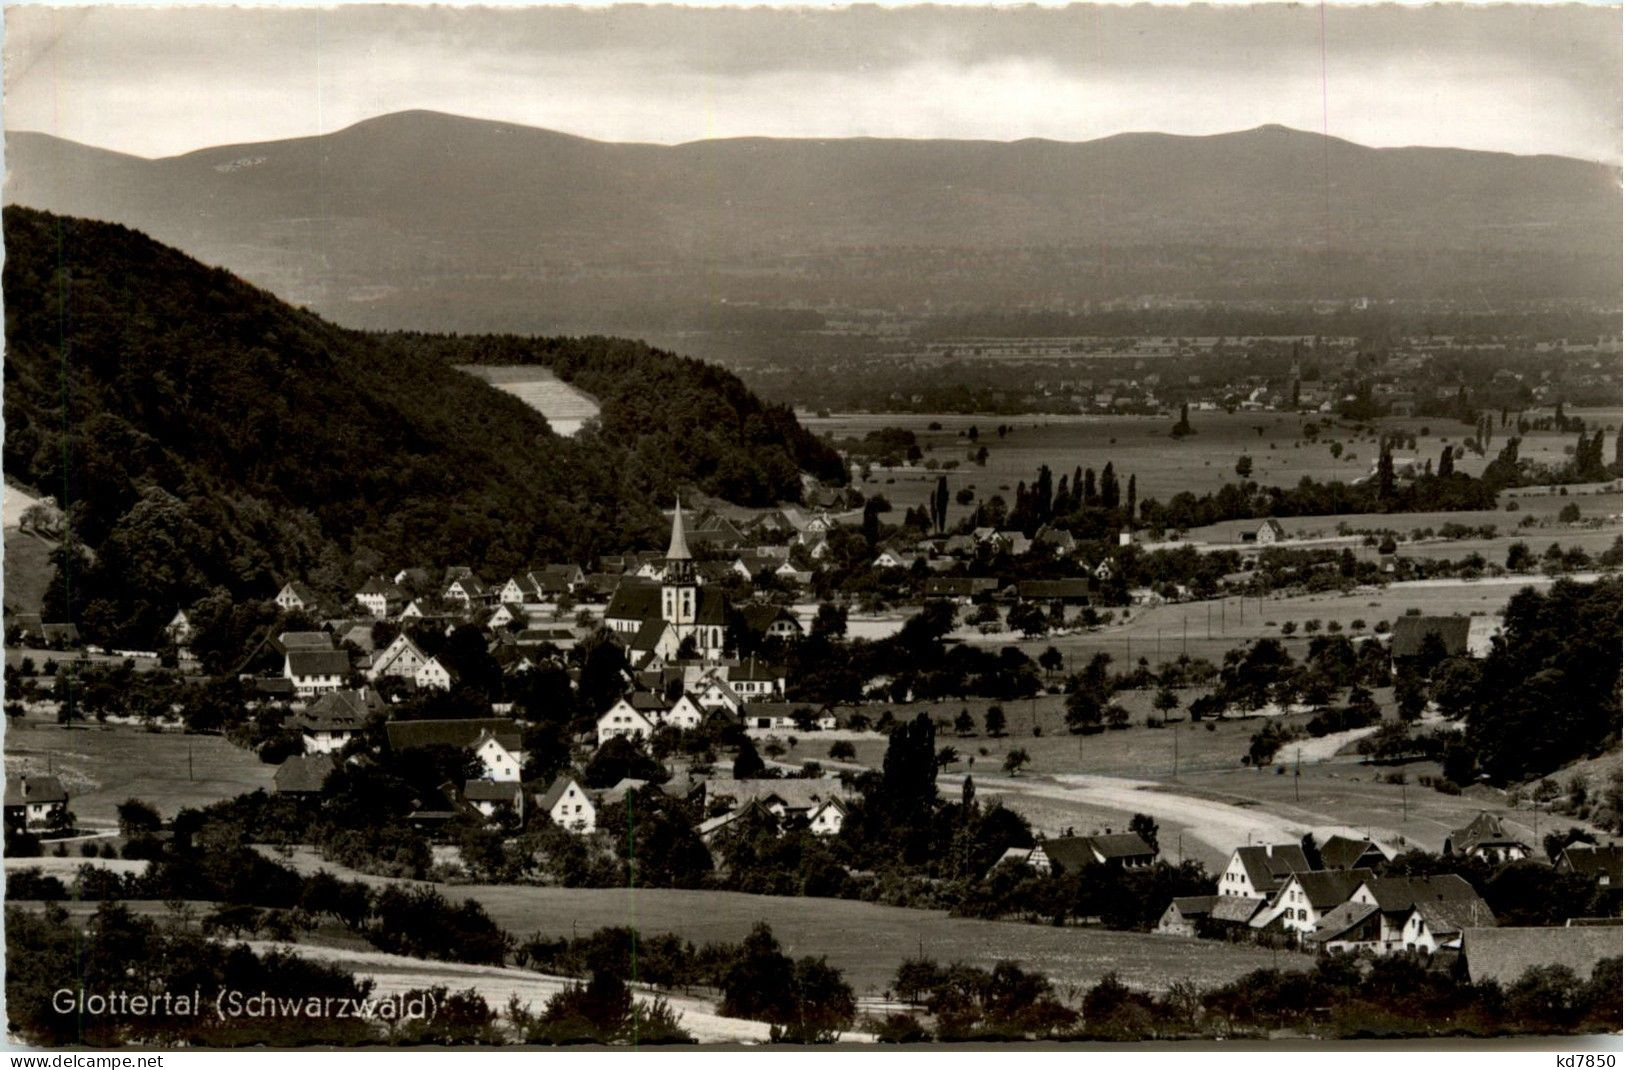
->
[1319,834,1386,871]
[4,775,67,806]
[385,717,521,754]
[693,587,731,626]
[286,650,352,678]
[40,623,81,643]
[1389,615,1471,658]
[1307,901,1381,944]
[1447,811,1529,854]
[1235,844,1314,891]
[741,701,826,720]
[1413,895,1497,937]
[1040,833,1156,872]
[732,657,783,683]
[1360,873,1482,914]
[462,779,523,804]
[253,677,296,697]
[925,577,1000,597]
[605,582,661,621]
[1018,579,1095,601]
[1167,895,1220,918]
[1290,869,1374,910]
[740,604,800,634]
[281,581,318,602]
[274,754,338,794]
[1558,843,1623,882]
[1464,926,1621,985]
[537,775,587,812]
[296,689,378,732]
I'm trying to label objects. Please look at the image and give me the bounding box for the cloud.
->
[5,4,1619,161]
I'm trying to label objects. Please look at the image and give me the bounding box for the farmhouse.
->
[1443,812,1532,864]
[414,656,455,691]
[283,649,351,698]
[739,604,803,644]
[537,775,597,833]
[294,688,381,753]
[1030,833,1156,875]
[1555,843,1623,886]
[1318,834,1390,872]
[462,779,524,818]
[4,775,68,830]
[729,657,785,700]
[1347,873,1493,952]
[369,633,429,681]
[1256,519,1287,545]
[276,581,318,612]
[741,701,834,731]
[354,576,403,618]
[1219,843,1313,898]
[1303,901,1383,954]
[274,753,338,796]
[1252,869,1373,939]
[596,694,666,744]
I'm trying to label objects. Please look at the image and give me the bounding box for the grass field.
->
[457,365,600,436]
[3,528,57,618]
[4,719,275,828]
[804,407,1622,531]
[267,848,1304,997]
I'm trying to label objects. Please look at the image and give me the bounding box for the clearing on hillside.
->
[457,365,600,436]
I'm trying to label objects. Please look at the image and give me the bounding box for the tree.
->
[1065,687,1103,733]
[733,737,767,780]
[984,705,1007,738]
[828,740,855,761]
[1128,813,1160,854]
[1235,455,1254,480]
[1152,686,1179,725]
[1038,647,1064,678]
[953,708,975,736]
[116,798,161,838]
[1002,749,1031,776]
[935,746,961,771]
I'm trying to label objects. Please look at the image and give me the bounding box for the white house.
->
[276,581,318,612]
[474,730,524,782]
[164,609,194,647]
[463,779,524,819]
[354,576,400,619]
[664,694,707,731]
[597,699,660,745]
[1257,519,1287,545]
[495,577,529,605]
[444,576,489,607]
[538,775,597,833]
[295,688,377,754]
[1219,843,1313,899]
[486,603,526,631]
[369,633,429,681]
[807,798,847,836]
[695,677,744,715]
[283,650,351,698]
[4,775,69,829]
[415,656,454,691]
[1252,870,1370,939]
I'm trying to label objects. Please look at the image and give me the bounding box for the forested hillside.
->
[375,332,845,500]
[2,208,838,644]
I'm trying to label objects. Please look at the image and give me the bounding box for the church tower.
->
[661,496,697,627]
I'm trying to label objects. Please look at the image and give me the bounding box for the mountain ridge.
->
[8,110,1619,335]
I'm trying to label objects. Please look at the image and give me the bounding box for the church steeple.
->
[666,495,692,562]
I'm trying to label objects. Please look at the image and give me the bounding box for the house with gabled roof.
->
[597,696,662,745]
[294,688,381,753]
[1157,894,1267,937]
[485,603,528,632]
[695,676,745,715]
[1256,518,1287,545]
[276,581,318,612]
[728,656,785,700]
[1304,900,1383,953]
[369,632,428,681]
[1555,842,1623,886]
[1219,843,1314,898]
[274,753,338,796]
[283,649,351,698]
[354,576,403,619]
[537,775,596,833]
[164,609,194,647]
[414,656,455,691]
[444,575,490,608]
[741,701,834,731]
[1348,873,1492,952]
[4,775,68,830]
[1462,926,1622,985]
[462,778,524,819]
[1318,834,1390,872]
[1253,869,1374,939]
[1031,524,1078,556]
[384,718,524,782]
[1030,833,1157,875]
[739,604,803,644]
[1444,811,1532,863]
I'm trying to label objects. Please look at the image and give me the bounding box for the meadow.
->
[266,848,1306,997]
[457,364,601,436]
[4,718,276,827]
[804,406,1621,532]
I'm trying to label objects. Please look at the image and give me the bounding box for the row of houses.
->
[1161,822,1620,958]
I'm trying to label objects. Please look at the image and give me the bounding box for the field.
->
[4,719,276,827]
[803,406,1621,532]
[267,848,1304,997]
[456,364,601,436]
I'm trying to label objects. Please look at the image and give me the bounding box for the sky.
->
[5,3,1621,163]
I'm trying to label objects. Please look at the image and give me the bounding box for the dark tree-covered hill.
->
[2,207,839,644]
